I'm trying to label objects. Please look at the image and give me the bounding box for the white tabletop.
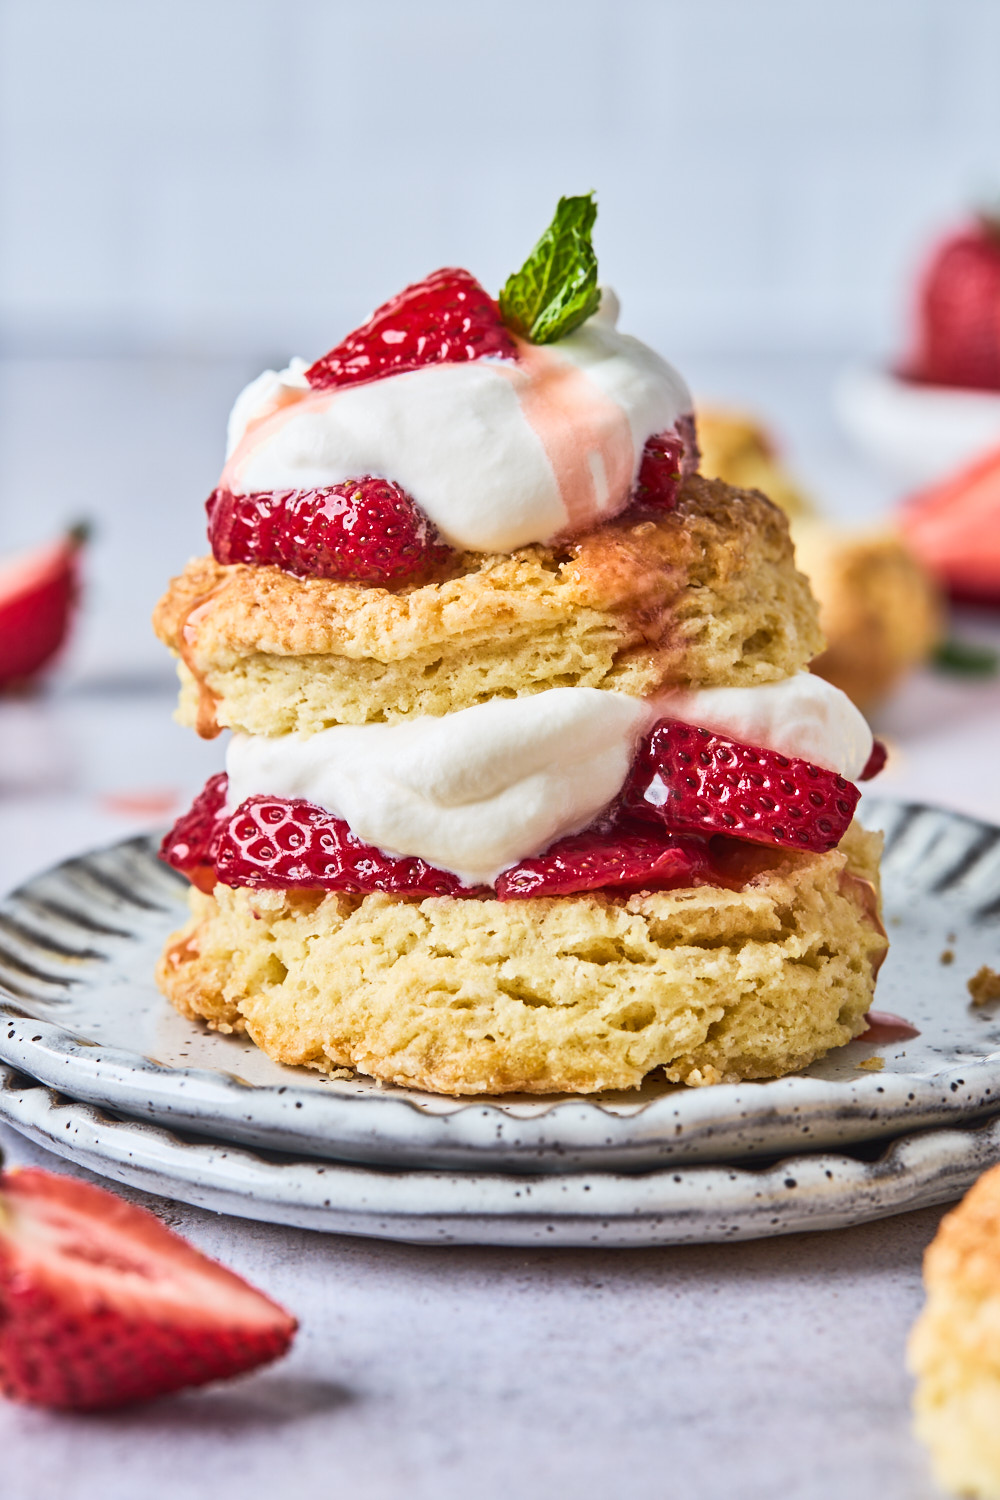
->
[1,353,997,1499]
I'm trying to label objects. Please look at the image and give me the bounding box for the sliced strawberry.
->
[0,525,87,687]
[306,268,518,392]
[631,431,685,511]
[622,719,860,854]
[160,772,230,894]
[215,795,475,897]
[495,827,717,899]
[899,443,1000,603]
[206,480,451,584]
[0,1168,296,1411]
[904,223,1000,392]
[859,740,888,781]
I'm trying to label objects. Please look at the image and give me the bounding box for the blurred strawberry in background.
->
[901,442,1000,605]
[904,214,1000,392]
[0,523,88,690]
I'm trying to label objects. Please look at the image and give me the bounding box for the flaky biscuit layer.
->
[909,1164,1000,1498]
[157,823,884,1096]
[154,476,823,735]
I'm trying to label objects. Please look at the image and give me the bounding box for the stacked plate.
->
[0,800,998,1247]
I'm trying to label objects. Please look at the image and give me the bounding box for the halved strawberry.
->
[495,827,716,899]
[0,524,87,687]
[306,268,518,391]
[900,443,1000,603]
[622,719,860,854]
[0,1168,296,1411]
[215,794,475,898]
[160,772,230,894]
[206,480,451,583]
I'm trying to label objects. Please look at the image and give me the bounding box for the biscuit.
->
[156,822,885,1096]
[697,407,942,709]
[791,518,942,711]
[909,1164,1000,1498]
[153,475,823,736]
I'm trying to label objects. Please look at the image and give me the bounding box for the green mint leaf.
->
[931,637,1000,677]
[499,193,601,344]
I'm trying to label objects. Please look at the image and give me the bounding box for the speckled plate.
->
[0,799,998,1174]
[1,1061,997,1246]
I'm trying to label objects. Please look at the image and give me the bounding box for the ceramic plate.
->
[0,799,998,1173]
[1,1061,997,1246]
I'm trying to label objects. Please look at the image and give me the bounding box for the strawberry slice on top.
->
[306,267,518,391]
[0,1167,296,1411]
[622,719,860,855]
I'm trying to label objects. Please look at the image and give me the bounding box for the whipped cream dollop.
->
[226,688,651,886]
[219,292,692,553]
[225,675,871,885]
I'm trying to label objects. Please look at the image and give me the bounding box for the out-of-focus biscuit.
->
[153,476,823,736]
[156,823,885,1096]
[909,1164,1000,1498]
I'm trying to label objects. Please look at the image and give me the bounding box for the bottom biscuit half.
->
[156,823,886,1096]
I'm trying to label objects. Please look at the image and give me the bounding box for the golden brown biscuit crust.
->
[153,476,824,735]
[157,823,885,1096]
[909,1164,1000,1498]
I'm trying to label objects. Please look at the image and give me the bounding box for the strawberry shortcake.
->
[155,197,888,1094]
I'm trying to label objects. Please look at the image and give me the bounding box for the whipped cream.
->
[226,688,651,886]
[658,673,873,780]
[224,675,871,885]
[219,292,691,553]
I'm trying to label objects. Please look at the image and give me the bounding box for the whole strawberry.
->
[206,480,451,584]
[306,267,518,391]
[0,1167,296,1411]
[905,217,1000,391]
[622,719,860,854]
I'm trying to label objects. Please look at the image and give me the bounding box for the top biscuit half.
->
[154,474,824,739]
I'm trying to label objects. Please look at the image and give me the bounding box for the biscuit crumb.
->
[968,966,1000,1006]
[940,949,955,965]
[857,1056,884,1071]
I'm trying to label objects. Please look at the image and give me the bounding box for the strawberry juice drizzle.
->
[861,1010,921,1043]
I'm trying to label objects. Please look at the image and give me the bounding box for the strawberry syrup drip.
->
[861,1010,921,1043]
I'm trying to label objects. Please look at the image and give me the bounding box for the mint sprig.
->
[499,194,601,344]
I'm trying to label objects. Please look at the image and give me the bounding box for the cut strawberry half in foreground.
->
[0,1168,296,1411]
[622,719,860,854]
[306,268,518,391]
[206,479,451,583]
[0,524,87,687]
[899,443,1000,604]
